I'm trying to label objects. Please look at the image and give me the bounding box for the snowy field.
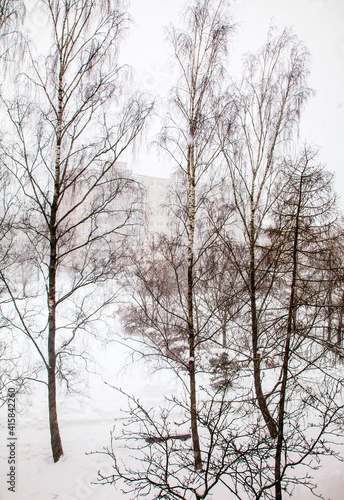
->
[1,335,344,500]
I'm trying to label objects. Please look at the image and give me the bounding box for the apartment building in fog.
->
[137,173,171,235]
[115,162,172,237]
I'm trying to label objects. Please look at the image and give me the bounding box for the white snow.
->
[1,335,344,500]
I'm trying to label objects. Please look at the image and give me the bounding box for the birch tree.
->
[0,0,152,462]
[95,3,246,499]
[159,0,232,470]
[0,0,25,400]
[220,28,312,439]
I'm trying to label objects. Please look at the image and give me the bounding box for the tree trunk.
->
[187,141,202,471]
[336,291,344,346]
[189,347,202,470]
[47,54,64,462]
[274,172,302,499]
[48,244,63,462]
[327,289,333,342]
[47,213,63,462]
[250,212,277,439]
[48,364,63,463]
[222,308,227,348]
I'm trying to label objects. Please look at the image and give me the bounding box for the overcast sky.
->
[121,0,344,205]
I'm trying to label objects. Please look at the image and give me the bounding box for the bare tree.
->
[0,0,26,400]
[93,383,254,500]
[0,167,22,401]
[0,0,25,44]
[214,29,344,499]
[0,0,152,462]
[92,2,253,499]
[220,27,312,439]
[316,223,344,349]
[268,148,343,500]
[158,0,233,470]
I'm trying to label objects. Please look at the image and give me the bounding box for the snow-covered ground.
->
[0,337,181,500]
[1,335,344,500]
